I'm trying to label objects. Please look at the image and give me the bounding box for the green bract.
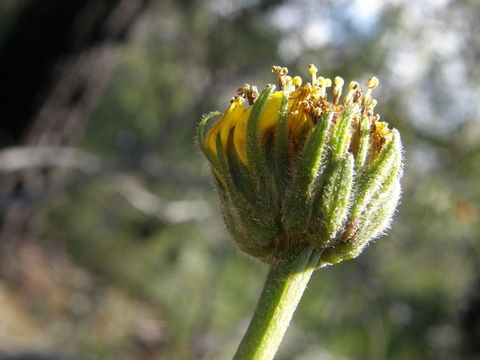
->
[198,66,403,266]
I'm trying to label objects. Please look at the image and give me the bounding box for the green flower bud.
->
[198,65,403,266]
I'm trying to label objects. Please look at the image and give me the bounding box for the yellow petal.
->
[233,108,251,164]
[206,97,246,155]
[206,121,222,155]
[220,99,247,149]
[258,91,284,132]
[233,92,283,165]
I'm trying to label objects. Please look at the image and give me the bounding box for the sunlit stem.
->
[233,246,321,360]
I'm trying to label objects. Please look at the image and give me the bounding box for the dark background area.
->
[0,0,479,359]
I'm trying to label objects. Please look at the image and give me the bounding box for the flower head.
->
[198,65,403,266]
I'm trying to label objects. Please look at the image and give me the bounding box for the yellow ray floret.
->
[205,65,383,165]
[232,91,284,164]
[206,96,247,155]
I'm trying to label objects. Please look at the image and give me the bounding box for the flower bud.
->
[198,65,403,266]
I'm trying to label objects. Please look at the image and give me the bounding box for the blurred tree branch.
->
[0,146,210,224]
[0,0,153,280]
[0,146,102,174]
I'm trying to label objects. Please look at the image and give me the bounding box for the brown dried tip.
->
[272,66,289,90]
[237,84,258,105]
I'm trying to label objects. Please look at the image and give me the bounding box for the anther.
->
[237,84,249,97]
[271,66,281,73]
[366,77,379,89]
[332,76,344,104]
[272,66,289,90]
[249,85,259,105]
[292,76,302,86]
[363,77,379,106]
[318,77,331,99]
[237,84,258,105]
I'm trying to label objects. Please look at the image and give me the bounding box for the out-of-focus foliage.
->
[1,0,480,359]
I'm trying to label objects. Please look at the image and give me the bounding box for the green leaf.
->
[273,91,291,201]
[329,105,358,159]
[227,141,256,204]
[349,129,402,226]
[216,134,278,246]
[215,133,252,217]
[283,111,333,232]
[346,141,402,244]
[354,115,371,170]
[316,155,354,247]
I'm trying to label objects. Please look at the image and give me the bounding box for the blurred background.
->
[0,0,479,359]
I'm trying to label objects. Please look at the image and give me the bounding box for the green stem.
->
[233,246,321,360]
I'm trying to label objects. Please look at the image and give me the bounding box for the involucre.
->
[198,65,403,267]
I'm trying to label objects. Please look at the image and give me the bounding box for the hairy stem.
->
[233,246,321,360]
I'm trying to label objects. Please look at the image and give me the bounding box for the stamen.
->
[237,85,247,96]
[317,77,332,99]
[332,76,344,104]
[249,86,259,104]
[272,66,288,90]
[374,121,391,138]
[353,89,363,104]
[285,76,293,91]
[237,84,258,105]
[344,81,359,104]
[367,77,379,89]
[364,98,377,116]
[302,99,313,113]
[308,64,318,84]
[363,77,379,106]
